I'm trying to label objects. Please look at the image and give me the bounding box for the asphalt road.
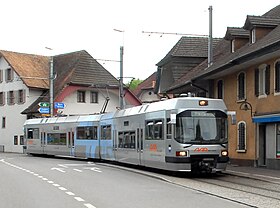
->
[0,153,248,208]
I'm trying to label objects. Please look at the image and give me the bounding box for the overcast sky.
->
[1,0,279,81]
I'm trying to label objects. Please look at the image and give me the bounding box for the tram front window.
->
[175,110,227,144]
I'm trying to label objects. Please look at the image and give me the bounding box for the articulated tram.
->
[24,96,234,173]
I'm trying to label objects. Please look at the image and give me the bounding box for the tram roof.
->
[114,97,227,118]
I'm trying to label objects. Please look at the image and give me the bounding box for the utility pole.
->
[49,56,54,116]
[119,46,124,110]
[208,5,213,67]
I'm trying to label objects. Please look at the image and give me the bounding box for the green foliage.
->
[127,79,142,90]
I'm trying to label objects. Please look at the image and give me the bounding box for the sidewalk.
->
[225,164,280,182]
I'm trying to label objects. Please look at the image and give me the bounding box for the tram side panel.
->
[114,114,145,165]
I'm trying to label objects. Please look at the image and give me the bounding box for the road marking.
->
[84,167,102,173]
[59,187,67,191]
[84,203,97,208]
[74,197,85,202]
[1,159,98,208]
[73,168,83,172]
[51,167,66,173]
[66,191,75,196]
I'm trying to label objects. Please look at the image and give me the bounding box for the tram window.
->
[77,126,97,140]
[146,120,163,140]
[146,121,154,140]
[118,131,136,149]
[167,118,172,139]
[47,133,67,145]
[27,128,39,139]
[154,120,163,140]
[101,125,111,140]
[118,132,124,148]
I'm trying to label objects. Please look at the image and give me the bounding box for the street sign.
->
[54,102,65,109]
[39,102,50,107]
[39,107,50,114]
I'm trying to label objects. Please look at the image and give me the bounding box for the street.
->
[0,153,274,208]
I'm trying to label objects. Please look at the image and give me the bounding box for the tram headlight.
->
[176,151,188,157]
[221,150,228,157]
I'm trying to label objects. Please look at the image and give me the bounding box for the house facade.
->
[158,5,280,169]
[0,50,140,153]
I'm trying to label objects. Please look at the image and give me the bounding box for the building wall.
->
[214,56,280,168]
[0,57,44,152]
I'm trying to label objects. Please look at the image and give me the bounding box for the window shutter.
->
[238,73,245,100]
[265,65,270,95]
[254,68,259,97]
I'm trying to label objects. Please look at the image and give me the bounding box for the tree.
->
[126,78,142,90]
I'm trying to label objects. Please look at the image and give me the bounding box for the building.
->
[158,5,280,169]
[132,72,161,103]
[0,50,140,153]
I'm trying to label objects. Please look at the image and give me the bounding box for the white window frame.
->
[251,28,256,44]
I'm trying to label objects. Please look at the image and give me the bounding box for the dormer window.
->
[251,28,256,44]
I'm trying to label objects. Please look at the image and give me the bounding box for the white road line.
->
[66,191,75,196]
[51,167,66,173]
[73,168,83,172]
[84,203,97,208]
[59,187,67,191]
[42,178,48,181]
[74,197,85,202]
[58,164,68,168]
[53,184,60,187]
[48,181,54,184]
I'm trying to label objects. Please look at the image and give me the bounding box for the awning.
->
[253,115,280,123]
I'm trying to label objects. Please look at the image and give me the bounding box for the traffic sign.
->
[54,102,65,109]
[39,107,50,114]
[39,102,50,107]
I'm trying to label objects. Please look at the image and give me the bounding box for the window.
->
[231,39,235,53]
[217,80,224,99]
[47,133,67,145]
[7,91,15,105]
[166,118,172,140]
[2,117,6,128]
[118,131,136,149]
[101,125,111,140]
[0,92,5,105]
[27,128,39,139]
[18,90,26,104]
[251,28,256,44]
[77,126,98,140]
[237,121,246,152]
[275,61,280,93]
[14,136,18,145]
[0,70,2,82]
[277,124,280,159]
[145,120,163,140]
[77,91,86,103]
[20,135,24,145]
[90,91,98,103]
[6,68,13,82]
[255,65,270,97]
[237,72,246,101]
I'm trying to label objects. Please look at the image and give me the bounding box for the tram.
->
[24,96,234,173]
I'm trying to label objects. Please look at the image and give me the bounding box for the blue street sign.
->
[39,107,50,114]
[54,102,65,109]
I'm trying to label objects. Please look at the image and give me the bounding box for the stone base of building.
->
[229,158,280,170]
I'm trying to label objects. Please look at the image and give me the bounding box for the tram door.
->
[41,130,47,154]
[137,128,144,165]
[68,129,75,156]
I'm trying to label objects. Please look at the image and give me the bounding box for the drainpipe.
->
[208,5,213,67]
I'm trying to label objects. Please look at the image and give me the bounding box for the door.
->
[41,131,47,154]
[68,130,75,156]
[259,125,266,166]
[137,128,144,165]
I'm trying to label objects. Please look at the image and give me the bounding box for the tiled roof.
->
[157,36,221,66]
[132,72,157,97]
[0,50,49,89]
[225,27,249,40]
[263,4,280,17]
[244,15,280,29]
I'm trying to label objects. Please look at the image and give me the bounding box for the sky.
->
[0,0,279,82]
